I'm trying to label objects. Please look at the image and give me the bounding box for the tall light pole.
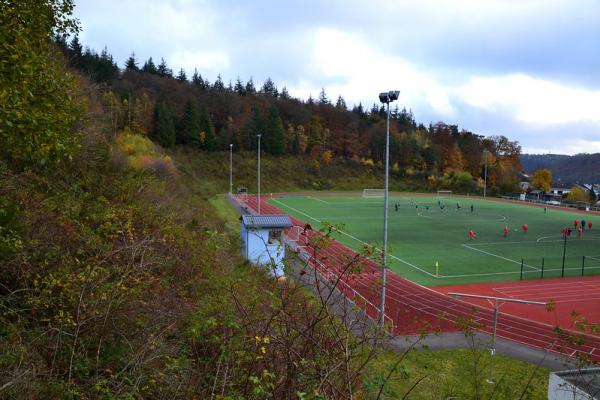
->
[257,134,261,214]
[378,90,400,327]
[449,292,546,384]
[229,143,233,195]
[483,149,488,198]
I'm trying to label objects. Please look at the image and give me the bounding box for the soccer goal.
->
[436,190,453,199]
[362,189,385,198]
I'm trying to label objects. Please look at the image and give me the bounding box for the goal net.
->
[362,189,385,198]
[436,190,452,199]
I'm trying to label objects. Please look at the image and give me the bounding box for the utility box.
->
[241,214,293,277]
[548,368,600,400]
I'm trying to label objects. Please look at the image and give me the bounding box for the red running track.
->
[433,278,600,330]
[237,194,600,363]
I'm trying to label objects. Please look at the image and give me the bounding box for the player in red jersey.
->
[589,221,593,230]
[503,225,509,237]
[522,223,528,234]
[468,229,476,240]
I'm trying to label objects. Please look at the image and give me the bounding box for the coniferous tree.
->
[151,97,176,148]
[261,77,278,98]
[245,77,256,95]
[82,46,118,83]
[213,74,225,91]
[234,77,245,95]
[264,106,285,155]
[157,57,172,78]
[176,68,187,83]
[198,105,216,150]
[243,108,264,149]
[69,35,83,66]
[280,86,290,100]
[125,52,139,71]
[335,95,346,109]
[177,99,201,145]
[369,103,379,116]
[191,68,208,90]
[352,102,365,118]
[318,88,329,105]
[53,33,68,51]
[142,57,157,74]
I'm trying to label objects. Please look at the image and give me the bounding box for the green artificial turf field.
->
[269,194,600,286]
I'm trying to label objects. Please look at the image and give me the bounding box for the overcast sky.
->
[75,0,600,155]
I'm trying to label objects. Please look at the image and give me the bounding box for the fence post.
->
[541,258,545,279]
[582,256,585,277]
[520,259,524,280]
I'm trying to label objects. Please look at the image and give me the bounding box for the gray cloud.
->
[73,0,600,154]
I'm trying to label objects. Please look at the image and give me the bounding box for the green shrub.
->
[0,0,82,168]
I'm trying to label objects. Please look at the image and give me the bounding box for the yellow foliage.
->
[116,129,159,158]
[566,186,590,203]
[321,150,333,165]
[531,169,552,192]
[115,131,177,178]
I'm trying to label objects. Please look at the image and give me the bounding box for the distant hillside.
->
[521,153,600,184]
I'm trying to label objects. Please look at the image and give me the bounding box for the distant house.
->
[240,214,293,277]
[526,188,568,204]
[550,187,571,197]
[580,183,600,197]
[519,173,530,191]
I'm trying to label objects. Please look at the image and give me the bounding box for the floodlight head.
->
[379,92,390,103]
[388,90,400,101]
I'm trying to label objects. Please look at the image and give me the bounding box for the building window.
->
[268,229,282,244]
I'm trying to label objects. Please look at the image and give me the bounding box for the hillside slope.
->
[521,153,600,184]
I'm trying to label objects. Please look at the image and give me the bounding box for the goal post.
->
[362,188,385,198]
[436,190,453,199]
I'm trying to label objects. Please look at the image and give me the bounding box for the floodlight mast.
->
[257,134,261,214]
[378,90,399,328]
[229,143,233,195]
[483,149,488,197]
[448,292,546,384]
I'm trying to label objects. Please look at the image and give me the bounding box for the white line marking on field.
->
[272,198,322,224]
[272,197,555,279]
[272,197,438,278]
[307,196,329,204]
[462,243,539,271]
[536,235,600,243]
[416,212,507,222]
[467,240,540,246]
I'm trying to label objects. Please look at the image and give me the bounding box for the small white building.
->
[550,187,572,196]
[548,368,600,400]
[240,214,293,277]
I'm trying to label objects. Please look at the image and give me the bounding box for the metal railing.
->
[283,230,394,331]
[520,255,600,280]
[499,195,600,212]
